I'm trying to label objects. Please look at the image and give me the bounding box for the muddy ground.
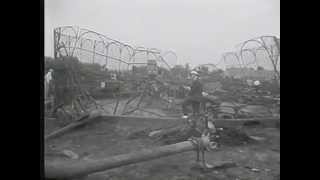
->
[45,99,280,180]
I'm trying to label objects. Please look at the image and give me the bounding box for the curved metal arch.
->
[161,50,178,66]
[94,40,107,49]
[132,47,149,61]
[239,48,258,68]
[57,26,79,37]
[222,52,242,67]
[259,35,279,43]
[80,27,131,47]
[240,39,264,54]
[239,37,277,68]
[106,41,123,54]
[80,38,95,49]
[253,47,273,66]
[240,36,279,63]
[222,51,248,77]
[78,30,107,47]
[241,36,280,79]
[161,50,177,60]
[54,26,175,72]
[122,44,135,55]
[121,44,135,62]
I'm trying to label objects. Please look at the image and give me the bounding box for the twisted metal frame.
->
[54,26,177,71]
[217,35,280,81]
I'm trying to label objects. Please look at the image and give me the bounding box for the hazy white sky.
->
[45,0,279,66]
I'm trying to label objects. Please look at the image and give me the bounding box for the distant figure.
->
[181,71,204,118]
[254,80,261,93]
[45,69,53,99]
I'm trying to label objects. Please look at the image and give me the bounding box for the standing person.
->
[182,70,217,132]
[45,69,54,113]
[45,69,53,99]
[181,70,204,118]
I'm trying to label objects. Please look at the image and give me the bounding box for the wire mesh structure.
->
[54,26,177,71]
[239,36,280,80]
[218,35,280,81]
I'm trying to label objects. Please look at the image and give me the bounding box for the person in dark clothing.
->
[182,71,204,117]
[182,70,220,135]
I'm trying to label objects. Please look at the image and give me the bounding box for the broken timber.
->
[45,140,198,179]
[45,114,279,141]
[45,110,103,141]
[99,115,280,128]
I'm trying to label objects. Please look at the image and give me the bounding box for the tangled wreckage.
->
[44,26,280,180]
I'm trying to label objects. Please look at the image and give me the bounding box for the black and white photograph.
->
[44,0,280,179]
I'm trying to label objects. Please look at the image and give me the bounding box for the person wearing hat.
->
[182,70,220,134]
[181,70,204,118]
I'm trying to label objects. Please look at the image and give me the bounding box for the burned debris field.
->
[44,27,279,180]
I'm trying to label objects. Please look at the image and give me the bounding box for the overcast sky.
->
[45,0,279,67]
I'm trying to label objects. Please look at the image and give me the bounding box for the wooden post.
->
[45,141,195,179]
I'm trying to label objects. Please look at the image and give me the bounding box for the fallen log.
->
[45,110,103,141]
[45,141,197,179]
[99,115,280,128]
